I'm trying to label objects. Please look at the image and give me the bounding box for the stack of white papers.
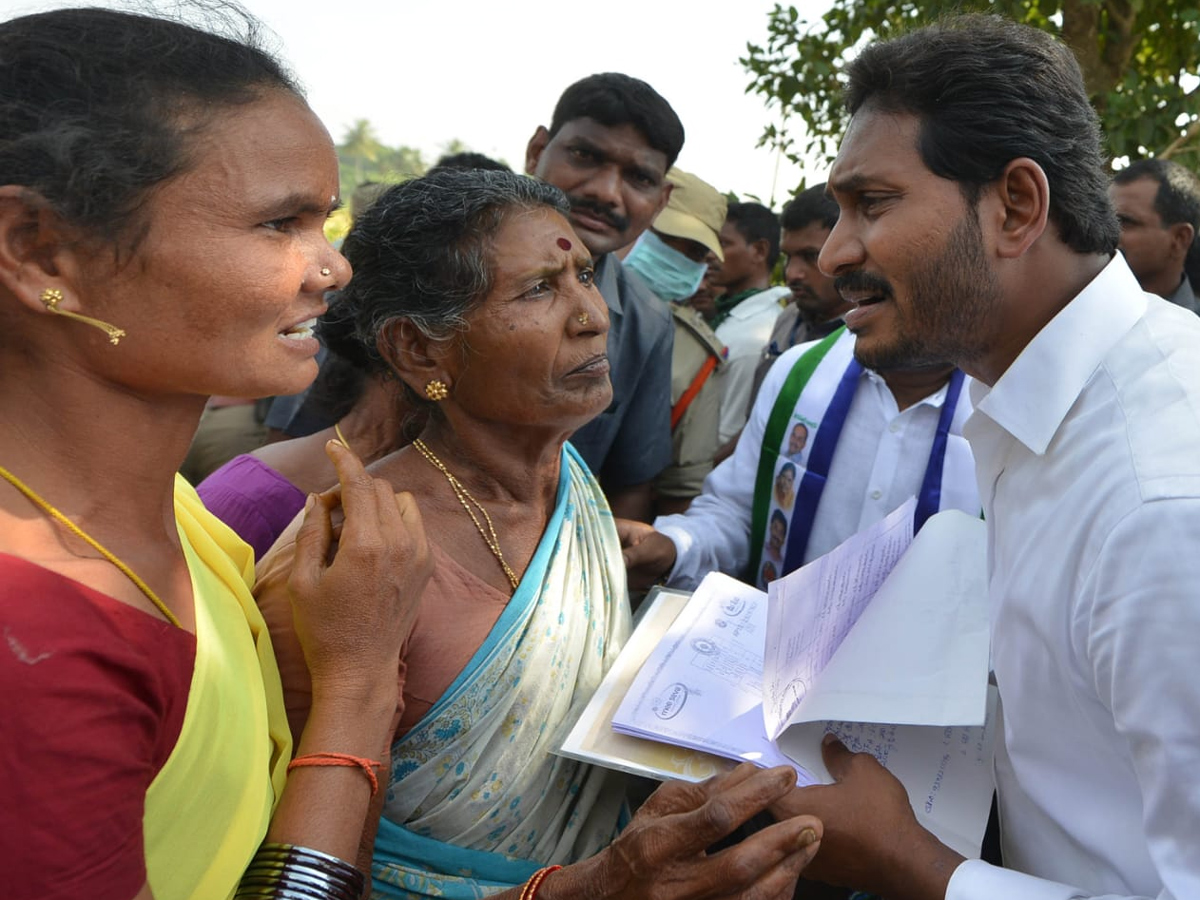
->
[604,502,997,857]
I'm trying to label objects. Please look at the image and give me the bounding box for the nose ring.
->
[320,267,331,277]
[578,313,589,325]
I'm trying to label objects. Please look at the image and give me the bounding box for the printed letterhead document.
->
[554,587,737,782]
[606,505,996,857]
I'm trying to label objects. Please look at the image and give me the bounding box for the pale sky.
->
[3,0,837,205]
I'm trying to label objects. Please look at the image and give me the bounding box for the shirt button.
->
[889,422,901,433]
[870,489,883,500]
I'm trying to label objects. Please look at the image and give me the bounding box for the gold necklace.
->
[411,439,520,591]
[0,464,181,627]
[334,421,350,450]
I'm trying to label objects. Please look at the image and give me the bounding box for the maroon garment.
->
[0,554,195,900]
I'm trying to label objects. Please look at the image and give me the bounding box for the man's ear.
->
[0,186,80,314]
[651,180,673,221]
[749,236,770,268]
[991,158,1050,260]
[525,126,551,176]
[1167,221,1195,262]
[378,319,454,400]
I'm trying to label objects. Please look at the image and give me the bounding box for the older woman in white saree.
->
[254,169,823,900]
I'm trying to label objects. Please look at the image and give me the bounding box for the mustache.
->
[834,270,894,300]
[568,196,629,232]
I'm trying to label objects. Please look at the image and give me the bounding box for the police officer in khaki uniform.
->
[623,168,729,515]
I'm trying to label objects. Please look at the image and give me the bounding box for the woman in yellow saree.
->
[0,7,429,898]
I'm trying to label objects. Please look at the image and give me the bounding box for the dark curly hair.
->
[0,5,299,251]
[330,168,570,404]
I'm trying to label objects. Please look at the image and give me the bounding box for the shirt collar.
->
[863,367,957,412]
[1168,273,1199,314]
[726,286,790,321]
[970,254,1146,455]
[594,253,622,314]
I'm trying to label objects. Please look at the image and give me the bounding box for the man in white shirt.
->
[772,15,1200,900]
[620,327,978,592]
[709,202,790,444]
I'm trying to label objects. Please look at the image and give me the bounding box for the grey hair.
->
[331,168,571,387]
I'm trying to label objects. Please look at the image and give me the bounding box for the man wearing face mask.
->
[625,168,729,516]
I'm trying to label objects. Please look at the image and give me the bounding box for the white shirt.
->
[715,286,790,443]
[948,256,1200,900]
[657,334,979,589]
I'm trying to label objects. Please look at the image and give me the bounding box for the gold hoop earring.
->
[424,380,449,401]
[40,289,126,345]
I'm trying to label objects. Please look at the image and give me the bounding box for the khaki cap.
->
[652,167,727,261]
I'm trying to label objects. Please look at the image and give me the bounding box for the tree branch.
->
[1100,0,1139,85]
[1062,0,1106,95]
[1161,118,1200,160]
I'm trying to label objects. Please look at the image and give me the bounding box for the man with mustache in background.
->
[758,184,852,382]
[526,73,681,521]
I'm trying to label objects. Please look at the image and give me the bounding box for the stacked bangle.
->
[519,865,562,900]
[236,843,365,899]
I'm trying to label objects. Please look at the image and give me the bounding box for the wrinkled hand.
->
[769,736,963,900]
[590,764,822,900]
[287,440,432,699]
[617,518,678,592]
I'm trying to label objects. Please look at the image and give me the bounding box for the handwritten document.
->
[777,693,999,857]
[765,503,990,733]
[608,506,996,857]
[763,500,916,740]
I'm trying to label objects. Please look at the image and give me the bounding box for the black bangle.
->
[236,842,365,900]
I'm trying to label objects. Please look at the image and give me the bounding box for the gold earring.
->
[424,379,448,401]
[40,289,126,345]
[577,313,589,326]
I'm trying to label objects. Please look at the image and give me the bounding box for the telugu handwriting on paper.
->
[825,721,899,768]
[604,509,997,859]
[763,500,916,739]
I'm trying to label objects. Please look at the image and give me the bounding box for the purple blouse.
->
[197,455,307,560]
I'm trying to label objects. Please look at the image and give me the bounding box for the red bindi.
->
[556,237,572,251]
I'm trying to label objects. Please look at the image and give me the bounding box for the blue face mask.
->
[624,230,709,301]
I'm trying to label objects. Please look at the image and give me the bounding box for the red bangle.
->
[519,865,562,900]
[287,752,384,796]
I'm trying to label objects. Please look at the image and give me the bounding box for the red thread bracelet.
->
[287,752,383,796]
[519,865,562,900]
